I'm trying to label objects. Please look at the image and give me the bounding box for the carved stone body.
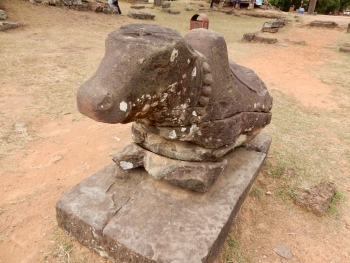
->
[77,24,272,191]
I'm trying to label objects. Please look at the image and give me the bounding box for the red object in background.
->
[190,14,209,30]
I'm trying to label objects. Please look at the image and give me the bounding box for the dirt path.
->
[0,1,350,263]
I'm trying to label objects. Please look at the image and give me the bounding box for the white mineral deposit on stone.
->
[169,130,177,139]
[191,66,197,77]
[120,161,133,170]
[180,104,187,109]
[189,124,198,133]
[181,127,187,132]
[119,101,128,112]
[254,103,257,108]
[160,93,168,102]
[234,134,247,147]
[141,104,150,112]
[192,111,197,116]
[170,49,178,62]
[146,94,151,99]
[187,58,190,64]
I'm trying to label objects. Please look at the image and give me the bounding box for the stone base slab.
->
[56,134,271,263]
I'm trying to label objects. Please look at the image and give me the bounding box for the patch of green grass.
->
[327,190,346,215]
[228,237,240,248]
[249,187,264,198]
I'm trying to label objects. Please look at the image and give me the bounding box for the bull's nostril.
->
[97,94,113,111]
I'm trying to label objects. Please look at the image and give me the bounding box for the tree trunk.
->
[308,0,317,14]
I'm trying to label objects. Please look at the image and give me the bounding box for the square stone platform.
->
[56,134,271,263]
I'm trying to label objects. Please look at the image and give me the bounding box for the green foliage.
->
[315,0,340,13]
[340,0,350,9]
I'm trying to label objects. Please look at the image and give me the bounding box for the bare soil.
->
[0,1,350,263]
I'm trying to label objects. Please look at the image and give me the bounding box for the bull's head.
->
[77,24,204,125]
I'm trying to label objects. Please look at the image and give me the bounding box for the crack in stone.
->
[102,175,145,233]
[101,197,132,233]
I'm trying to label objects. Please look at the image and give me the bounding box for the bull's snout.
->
[77,79,128,124]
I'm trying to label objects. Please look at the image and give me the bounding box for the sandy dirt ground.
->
[0,1,350,263]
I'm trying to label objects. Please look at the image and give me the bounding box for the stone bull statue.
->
[77,24,272,192]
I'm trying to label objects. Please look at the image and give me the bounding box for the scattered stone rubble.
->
[243,18,285,43]
[339,43,350,53]
[0,10,19,31]
[243,32,277,43]
[127,9,155,19]
[162,8,180,14]
[309,20,338,28]
[262,18,285,33]
[0,10,7,20]
[26,0,121,14]
[294,182,336,216]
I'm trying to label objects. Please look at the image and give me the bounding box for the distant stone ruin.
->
[309,20,338,28]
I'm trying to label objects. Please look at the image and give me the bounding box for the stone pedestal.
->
[56,134,271,263]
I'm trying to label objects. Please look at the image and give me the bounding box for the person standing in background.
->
[232,0,241,9]
[108,0,122,14]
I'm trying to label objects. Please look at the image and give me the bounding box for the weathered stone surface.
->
[77,24,272,128]
[162,2,170,8]
[134,110,271,149]
[131,122,238,162]
[130,5,146,9]
[113,143,227,192]
[262,27,278,33]
[0,21,19,31]
[274,245,293,260]
[87,2,104,12]
[243,33,277,44]
[254,35,278,44]
[243,33,257,42]
[162,8,180,14]
[340,43,350,53]
[30,0,43,4]
[263,18,285,28]
[0,10,7,20]
[243,133,272,153]
[310,20,338,28]
[76,24,272,193]
[57,145,268,263]
[46,0,61,5]
[128,10,155,20]
[294,182,336,216]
